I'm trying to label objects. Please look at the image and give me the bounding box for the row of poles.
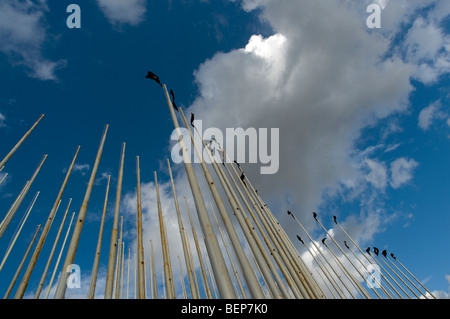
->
[0,78,436,299]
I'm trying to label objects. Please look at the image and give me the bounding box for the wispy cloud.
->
[0,0,66,81]
[390,157,419,189]
[97,0,147,27]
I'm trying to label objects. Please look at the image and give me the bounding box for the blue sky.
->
[0,0,449,299]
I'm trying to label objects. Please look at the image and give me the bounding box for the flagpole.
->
[45,212,75,299]
[15,146,79,299]
[105,142,126,299]
[160,83,235,298]
[178,108,265,299]
[0,114,44,170]
[297,236,339,299]
[167,158,198,299]
[3,224,41,299]
[136,156,146,299]
[114,216,124,299]
[127,248,131,299]
[178,255,188,299]
[184,196,213,299]
[0,191,39,272]
[0,154,47,240]
[389,253,436,299]
[0,181,29,234]
[88,175,111,299]
[154,171,175,299]
[386,252,429,298]
[34,198,72,298]
[184,225,200,298]
[0,172,7,186]
[53,125,109,299]
[150,240,157,299]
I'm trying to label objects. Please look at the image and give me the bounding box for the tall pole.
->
[114,216,124,299]
[105,142,126,298]
[45,212,75,299]
[0,172,7,186]
[136,156,146,299]
[0,114,44,170]
[160,84,235,298]
[3,224,41,299]
[179,108,265,299]
[155,171,175,299]
[0,154,47,240]
[0,191,39,272]
[150,240,157,299]
[15,146,79,299]
[178,255,188,299]
[389,253,436,299]
[0,181,30,236]
[184,196,213,299]
[127,248,131,299]
[88,175,111,299]
[167,158,198,298]
[34,198,72,298]
[53,125,109,299]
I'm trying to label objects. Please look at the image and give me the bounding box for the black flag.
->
[366,247,371,255]
[297,236,305,245]
[344,241,350,249]
[240,172,246,187]
[321,238,327,245]
[390,253,396,260]
[373,247,379,256]
[169,89,179,112]
[145,70,162,87]
[381,250,387,258]
[313,212,318,220]
[333,216,337,224]
[190,113,195,127]
[287,210,292,216]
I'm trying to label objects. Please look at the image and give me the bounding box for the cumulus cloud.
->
[0,0,66,81]
[97,0,147,27]
[390,158,419,189]
[418,101,448,131]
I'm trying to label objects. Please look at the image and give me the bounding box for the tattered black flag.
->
[169,89,179,112]
[297,236,305,245]
[233,160,241,170]
[321,238,327,245]
[381,250,387,258]
[344,241,350,249]
[190,113,195,127]
[313,212,318,220]
[240,172,246,187]
[333,216,337,224]
[390,253,396,260]
[366,247,371,255]
[145,70,162,87]
[373,247,379,256]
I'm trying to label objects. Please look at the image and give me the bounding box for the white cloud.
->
[0,1,65,81]
[365,159,388,190]
[97,0,147,27]
[0,113,5,127]
[390,158,419,189]
[418,101,442,131]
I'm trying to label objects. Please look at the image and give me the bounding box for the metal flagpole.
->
[114,216,124,299]
[136,156,146,299]
[167,158,198,299]
[365,248,402,298]
[179,109,266,299]
[371,247,411,298]
[15,146,79,299]
[333,217,392,298]
[288,211,354,298]
[210,202,247,299]
[313,213,372,299]
[53,125,109,299]
[3,224,41,299]
[297,236,339,299]
[45,212,75,299]
[386,252,429,298]
[150,240,157,299]
[342,241,385,299]
[389,252,436,299]
[178,255,188,299]
[0,155,47,240]
[155,171,175,299]
[184,196,212,299]
[34,198,72,298]
[105,142,126,298]
[88,175,111,299]
[0,114,44,170]
[0,191,39,272]
[159,83,235,298]
[379,250,418,298]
